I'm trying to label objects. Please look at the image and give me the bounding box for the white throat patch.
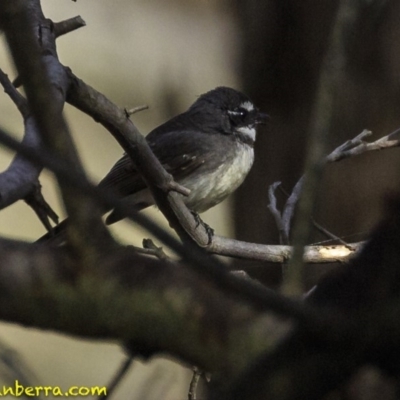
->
[237,125,256,142]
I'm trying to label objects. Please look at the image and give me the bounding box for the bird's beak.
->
[255,112,269,125]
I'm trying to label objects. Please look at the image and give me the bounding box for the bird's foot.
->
[191,211,214,244]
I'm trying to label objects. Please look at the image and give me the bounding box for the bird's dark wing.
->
[97,154,145,197]
[148,129,219,178]
[98,129,220,198]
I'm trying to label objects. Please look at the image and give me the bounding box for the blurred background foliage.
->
[0,0,399,398]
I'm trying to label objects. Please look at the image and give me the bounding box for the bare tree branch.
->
[188,367,203,400]
[0,70,58,230]
[0,69,43,210]
[142,238,170,260]
[100,357,133,400]
[326,128,400,162]
[125,104,149,116]
[209,236,362,263]
[267,182,289,245]
[24,181,59,230]
[0,0,113,258]
[53,16,86,38]
[311,218,354,250]
[275,128,400,245]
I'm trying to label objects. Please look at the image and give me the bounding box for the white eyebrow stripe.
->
[241,101,254,111]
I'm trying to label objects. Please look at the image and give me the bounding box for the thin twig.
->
[142,238,170,260]
[268,182,289,245]
[0,69,28,116]
[279,128,400,243]
[188,367,202,400]
[98,357,133,400]
[281,176,305,239]
[125,104,149,116]
[310,229,370,246]
[311,218,354,251]
[24,181,59,231]
[328,128,400,162]
[128,244,170,260]
[326,129,372,162]
[54,16,86,38]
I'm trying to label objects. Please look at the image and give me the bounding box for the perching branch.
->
[209,237,362,263]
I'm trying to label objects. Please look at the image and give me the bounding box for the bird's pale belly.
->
[180,143,254,213]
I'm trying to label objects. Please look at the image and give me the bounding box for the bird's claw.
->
[191,211,214,244]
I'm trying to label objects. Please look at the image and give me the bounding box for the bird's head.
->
[188,86,268,145]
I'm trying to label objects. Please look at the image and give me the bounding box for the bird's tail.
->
[35,189,154,244]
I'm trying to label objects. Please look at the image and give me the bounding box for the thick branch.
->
[0,237,293,388]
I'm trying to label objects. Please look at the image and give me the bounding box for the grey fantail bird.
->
[38,87,267,242]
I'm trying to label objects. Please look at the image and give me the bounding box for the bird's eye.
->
[228,108,247,119]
